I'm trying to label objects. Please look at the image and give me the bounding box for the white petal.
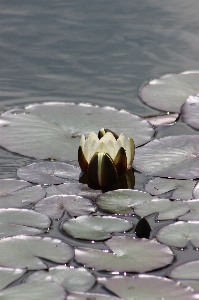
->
[95,142,111,157]
[106,141,116,160]
[100,132,116,145]
[79,135,85,150]
[83,140,89,162]
[118,134,126,149]
[115,139,123,154]
[87,140,98,162]
[126,138,135,167]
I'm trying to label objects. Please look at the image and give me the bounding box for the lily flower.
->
[78,128,135,188]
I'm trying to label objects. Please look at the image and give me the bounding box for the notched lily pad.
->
[0,267,26,291]
[134,135,199,179]
[75,236,173,273]
[35,195,95,219]
[145,177,196,200]
[0,208,51,238]
[17,162,81,184]
[0,235,74,270]
[0,179,31,195]
[156,221,199,248]
[46,182,102,201]
[179,200,199,221]
[168,260,199,280]
[98,275,199,300]
[96,189,154,214]
[62,215,134,241]
[181,96,199,129]
[0,103,154,161]
[0,185,46,209]
[25,266,95,292]
[134,199,190,220]
[140,71,199,113]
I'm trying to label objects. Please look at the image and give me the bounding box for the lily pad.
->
[46,182,101,201]
[0,179,31,195]
[181,96,199,129]
[62,216,134,241]
[133,135,199,179]
[98,275,199,300]
[179,200,199,221]
[0,185,46,209]
[75,236,174,273]
[168,260,199,280]
[17,162,81,184]
[96,189,154,214]
[145,177,196,200]
[0,282,66,300]
[35,195,95,219]
[68,292,121,300]
[145,113,179,126]
[0,103,154,161]
[179,280,199,293]
[134,199,190,220]
[193,181,199,199]
[156,221,199,248]
[0,267,26,291]
[0,208,51,238]
[25,266,95,292]
[0,235,74,270]
[140,71,199,113]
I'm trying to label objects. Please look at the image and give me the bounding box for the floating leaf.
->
[181,96,199,129]
[0,235,74,270]
[179,200,199,221]
[134,199,190,220]
[140,71,199,113]
[75,236,173,273]
[145,177,196,200]
[0,267,26,291]
[46,182,102,201]
[98,275,199,300]
[0,103,154,161]
[17,162,81,184]
[0,179,31,195]
[145,113,179,126]
[96,189,154,214]
[25,266,95,292]
[134,135,199,179]
[156,221,199,248]
[62,216,134,241]
[68,292,120,300]
[0,282,66,300]
[0,185,46,209]
[0,208,50,238]
[35,195,95,219]
[134,218,151,238]
[168,260,199,280]
[177,280,199,293]
[193,181,199,199]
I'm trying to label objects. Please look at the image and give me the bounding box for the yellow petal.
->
[126,138,135,168]
[78,146,88,172]
[114,147,127,176]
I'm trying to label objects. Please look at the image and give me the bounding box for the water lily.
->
[78,128,135,188]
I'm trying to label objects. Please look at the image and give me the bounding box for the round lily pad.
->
[62,215,134,241]
[25,266,95,292]
[35,195,95,219]
[0,103,154,161]
[145,113,179,126]
[156,221,199,248]
[0,235,74,270]
[133,135,199,179]
[181,96,199,129]
[145,177,196,200]
[179,200,199,221]
[168,260,199,280]
[46,182,101,201]
[0,185,46,209]
[0,267,26,291]
[193,181,199,199]
[98,275,199,300]
[68,292,120,300]
[96,189,154,214]
[0,179,31,195]
[0,208,51,238]
[17,162,81,184]
[140,71,199,113]
[75,236,174,273]
[134,199,190,220]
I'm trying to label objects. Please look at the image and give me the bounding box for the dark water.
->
[1,0,199,296]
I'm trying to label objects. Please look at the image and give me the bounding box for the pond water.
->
[0,0,199,298]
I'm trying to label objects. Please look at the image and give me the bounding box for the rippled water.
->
[0,0,199,295]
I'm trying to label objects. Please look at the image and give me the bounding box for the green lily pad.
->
[25,266,95,292]
[193,181,199,199]
[179,200,199,221]
[67,292,121,300]
[35,195,95,219]
[0,208,50,238]
[168,260,199,280]
[98,275,199,300]
[0,267,26,291]
[145,113,179,126]
[181,96,199,129]
[134,135,199,179]
[75,236,173,273]
[145,177,196,200]
[134,198,190,220]
[0,235,74,270]
[96,189,154,214]
[0,103,154,161]
[156,221,199,248]
[0,179,31,195]
[62,215,134,240]
[140,71,199,113]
